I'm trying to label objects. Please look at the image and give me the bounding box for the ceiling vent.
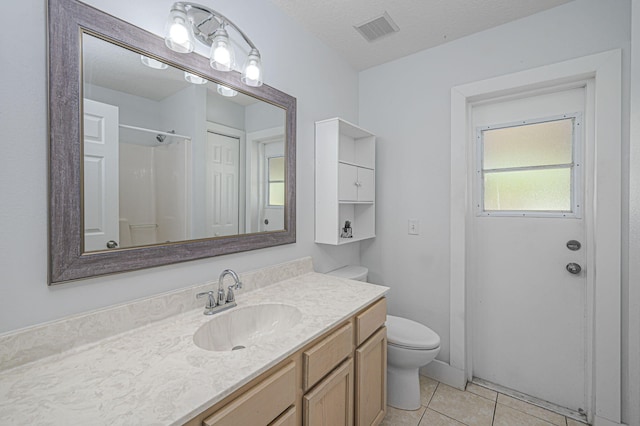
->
[354,11,400,43]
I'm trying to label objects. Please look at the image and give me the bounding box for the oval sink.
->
[193,304,303,352]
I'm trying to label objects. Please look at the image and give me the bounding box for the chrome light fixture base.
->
[164,2,263,87]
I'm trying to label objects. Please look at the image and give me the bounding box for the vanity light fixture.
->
[184,71,207,84]
[164,2,264,87]
[140,55,168,70]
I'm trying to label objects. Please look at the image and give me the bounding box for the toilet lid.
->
[386,315,440,350]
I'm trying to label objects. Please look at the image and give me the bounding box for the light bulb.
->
[209,26,235,72]
[169,21,189,44]
[213,45,231,67]
[244,64,260,81]
[164,5,195,53]
[241,49,263,87]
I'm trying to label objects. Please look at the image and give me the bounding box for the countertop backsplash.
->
[0,257,314,371]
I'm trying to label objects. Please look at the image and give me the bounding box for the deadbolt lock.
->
[566,240,581,251]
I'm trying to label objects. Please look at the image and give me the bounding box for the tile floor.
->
[381,376,588,426]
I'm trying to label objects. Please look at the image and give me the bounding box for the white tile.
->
[428,384,495,426]
[494,403,559,426]
[497,394,566,426]
[419,409,466,426]
[381,405,426,426]
[466,383,498,402]
[420,375,439,406]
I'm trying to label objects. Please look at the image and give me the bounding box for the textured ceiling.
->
[269,0,574,70]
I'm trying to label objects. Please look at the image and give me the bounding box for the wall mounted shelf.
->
[315,118,376,245]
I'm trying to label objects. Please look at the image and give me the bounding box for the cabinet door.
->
[304,358,354,426]
[355,327,387,426]
[339,163,359,201]
[356,168,375,202]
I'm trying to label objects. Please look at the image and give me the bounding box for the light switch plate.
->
[408,219,419,235]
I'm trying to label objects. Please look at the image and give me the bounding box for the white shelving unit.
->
[315,117,376,245]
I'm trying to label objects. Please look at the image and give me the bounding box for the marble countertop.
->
[0,272,388,425]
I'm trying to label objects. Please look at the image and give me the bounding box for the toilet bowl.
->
[326,266,440,410]
[386,314,441,410]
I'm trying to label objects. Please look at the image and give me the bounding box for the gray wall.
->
[0,0,360,333]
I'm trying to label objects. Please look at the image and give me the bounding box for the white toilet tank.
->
[327,265,368,282]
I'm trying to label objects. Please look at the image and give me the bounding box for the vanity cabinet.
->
[315,118,376,245]
[187,297,386,426]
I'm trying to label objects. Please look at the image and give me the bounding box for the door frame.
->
[449,50,622,425]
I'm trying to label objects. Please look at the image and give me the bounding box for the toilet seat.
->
[386,315,440,350]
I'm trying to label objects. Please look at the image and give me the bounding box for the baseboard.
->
[420,360,466,390]
[594,416,626,426]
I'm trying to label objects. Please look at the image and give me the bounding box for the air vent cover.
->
[354,11,400,42]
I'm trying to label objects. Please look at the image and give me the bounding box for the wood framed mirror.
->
[48,0,296,284]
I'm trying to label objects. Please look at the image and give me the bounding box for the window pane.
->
[269,157,284,181]
[269,182,284,206]
[484,168,571,211]
[483,119,573,169]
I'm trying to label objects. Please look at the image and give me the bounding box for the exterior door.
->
[83,98,119,251]
[206,131,239,237]
[470,86,589,413]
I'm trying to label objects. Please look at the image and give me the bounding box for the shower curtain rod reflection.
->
[118,124,192,142]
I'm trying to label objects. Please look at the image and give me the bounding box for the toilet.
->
[326,265,369,282]
[327,265,441,410]
[386,315,440,410]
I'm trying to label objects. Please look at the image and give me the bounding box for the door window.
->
[267,156,285,207]
[476,114,582,217]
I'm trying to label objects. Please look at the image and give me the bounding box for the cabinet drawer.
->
[203,362,296,426]
[270,406,296,426]
[303,323,353,391]
[356,298,386,346]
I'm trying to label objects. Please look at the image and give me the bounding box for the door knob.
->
[566,240,581,251]
[264,219,269,225]
[106,240,118,249]
[566,262,581,274]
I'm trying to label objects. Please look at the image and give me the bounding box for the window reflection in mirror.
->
[81,33,286,252]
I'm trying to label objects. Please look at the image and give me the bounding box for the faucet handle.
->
[196,290,217,313]
[226,285,236,303]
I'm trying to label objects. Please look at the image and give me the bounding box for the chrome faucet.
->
[196,269,243,315]
[219,269,243,304]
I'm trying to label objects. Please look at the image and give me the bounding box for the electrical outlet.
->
[408,219,419,235]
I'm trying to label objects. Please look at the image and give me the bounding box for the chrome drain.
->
[231,345,246,351]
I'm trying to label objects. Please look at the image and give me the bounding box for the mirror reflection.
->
[82,33,286,252]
